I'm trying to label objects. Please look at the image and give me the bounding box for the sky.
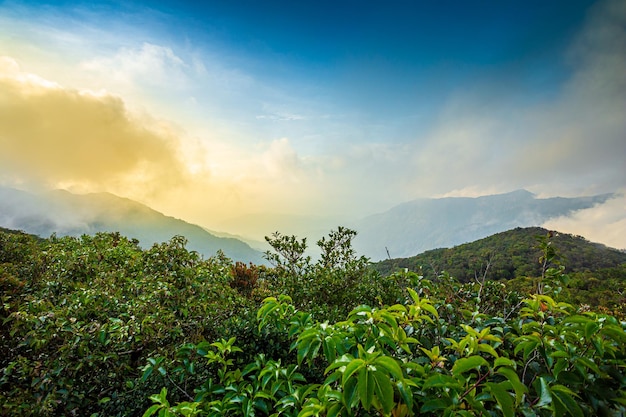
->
[0,0,625,247]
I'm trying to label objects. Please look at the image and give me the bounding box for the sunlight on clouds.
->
[0,56,339,226]
[0,58,185,194]
[0,0,623,244]
[0,56,61,90]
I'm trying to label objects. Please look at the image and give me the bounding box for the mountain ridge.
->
[0,186,265,263]
[352,189,615,260]
[0,187,617,263]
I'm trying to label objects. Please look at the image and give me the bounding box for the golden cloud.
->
[0,58,186,192]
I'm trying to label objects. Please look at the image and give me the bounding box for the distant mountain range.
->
[351,190,615,260]
[0,187,265,263]
[0,187,616,263]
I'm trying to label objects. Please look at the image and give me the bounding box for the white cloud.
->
[81,42,189,88]
[384,0,626,200]
[543,193,626,250]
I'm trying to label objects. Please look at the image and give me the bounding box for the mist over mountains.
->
[351,190,615,260]
[0,186,617,263]
[0,186,265,263]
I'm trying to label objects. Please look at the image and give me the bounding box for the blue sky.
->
[0,0,625,246]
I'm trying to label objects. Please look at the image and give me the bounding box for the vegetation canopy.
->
[1,226,624,416]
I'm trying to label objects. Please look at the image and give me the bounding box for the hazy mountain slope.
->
[372,226,626,280]
[353,190,615,260]
[0,187,265,263]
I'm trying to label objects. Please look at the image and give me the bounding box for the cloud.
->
[543,192,626,250]
[0,56,340,228]
[397,0,626,199]
[81,42,189,88]
[0,57,186,194]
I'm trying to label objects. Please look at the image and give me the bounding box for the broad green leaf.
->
[534,377,552,408]
[486,382,515,417]
[372,370,394,414]
[452,355,489,375]
[584,321,600,339]
[574,356,604,376]
[322,336,337,363]
[358,366,375,410]
[496,367,526,405]
[423,373,461,389]
[407,287,420,304]
[494,357,515,368]
[601,325,626,344]
[552,388,583,417]
[396,380,414,411]
[420,302,439,319]
[562,315,591,324]
[343,374,359,409]
[420,398,451,412]
[477,343,499,358]
[326,403,343,417]
[142,404,161,417]
[373,356,404,381]
[342,359,365,387]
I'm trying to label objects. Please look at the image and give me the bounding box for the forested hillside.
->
[374,227,626,280]
[373,227,626,311]
[1,227,625,416]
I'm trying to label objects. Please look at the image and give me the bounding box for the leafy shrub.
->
[1,227,625,416]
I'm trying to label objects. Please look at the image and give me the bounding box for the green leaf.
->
[142,404,162,417]
[600,325,626,345]
[420,302,439,319]
[487,382,515,417]
[420,398,450,412]
[452,355,489,375]
[477,343,499,358]
[343,374,359,409]
[574,356,604,377]
[423,374,461,389]
[372,370,394,414]
[551,387,583,417]
[534,377,552,408]
[497,367,526,405]
[358,366,375,410]
[494,357,515,368]
[584,321,599,339]
[396,380,414,411]
[372,356,404,381]
[342,359,365,387]
[326,403,343,417]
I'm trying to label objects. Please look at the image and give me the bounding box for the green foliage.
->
[1,226,626,416]
[1,231,251,415]
[262,227,403,321]
[145,287,626,416]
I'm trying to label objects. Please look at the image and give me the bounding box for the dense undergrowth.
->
[1,227,625,416]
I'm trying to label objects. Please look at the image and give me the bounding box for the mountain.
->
[372,226,626,281]
[0,187,265,263]
[352,190,615,261]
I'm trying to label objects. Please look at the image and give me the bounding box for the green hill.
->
[373,226,626,281]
